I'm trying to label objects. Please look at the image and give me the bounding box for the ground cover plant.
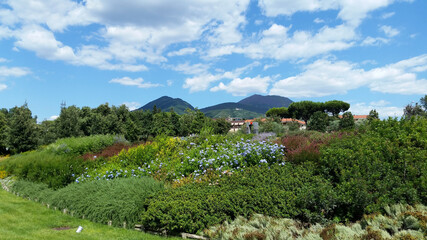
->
[9,177,164,229]
[0,188,177,240]
[203,204,427,240]
[0,135,121,188]
[75,134,286,184]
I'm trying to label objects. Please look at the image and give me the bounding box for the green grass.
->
[0,189,179,240]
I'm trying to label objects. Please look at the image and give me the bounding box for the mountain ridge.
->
[137,94,293,118]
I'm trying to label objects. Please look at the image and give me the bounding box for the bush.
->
[319,118,427,221]
[45,135,121,155]
[0,151,85,189]
[142,164,337,234]
[78,135,285,183]
[10,177,164,229]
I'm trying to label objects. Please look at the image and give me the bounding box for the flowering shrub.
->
[75,135,286,183]
[0,170,7,179]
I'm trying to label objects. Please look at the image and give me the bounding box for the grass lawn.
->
[0,189,179,240]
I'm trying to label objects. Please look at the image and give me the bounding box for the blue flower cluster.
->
[75,137,286,183]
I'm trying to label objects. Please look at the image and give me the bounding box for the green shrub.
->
[0,151,85,189]
[10,177,164,229]
[142,164,337,234]
[45,135,120,155]
[9,180,54,203]
[319,118,427,221]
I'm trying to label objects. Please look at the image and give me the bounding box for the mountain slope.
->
[200,95,293,118]
[137,96,194,115]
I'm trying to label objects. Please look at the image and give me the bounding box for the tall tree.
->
[308,111,329,132]
[288,101,323,124]
[0,111,8,154]
[8,104,39,153]
[266,107,289,118]
[339,111,355,130]
[56,105,82,138]
[324,100,350,117]
[367,109,379,122]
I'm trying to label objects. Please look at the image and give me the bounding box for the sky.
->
[0,0,426,121]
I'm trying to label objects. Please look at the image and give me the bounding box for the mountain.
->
[238,94,293,113]
[201,95,293,119]
[136,94,293,119]
[137,96,194,115]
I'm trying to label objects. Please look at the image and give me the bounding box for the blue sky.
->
[0,0,426,121]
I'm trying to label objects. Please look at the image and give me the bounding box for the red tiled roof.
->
[281,118,306,125]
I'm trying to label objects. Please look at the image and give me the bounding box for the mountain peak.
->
[137,96,194,114]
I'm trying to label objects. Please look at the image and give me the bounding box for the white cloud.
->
[0,84,7,91]
[212,23,356,60]
[109,77,162,88]
[361,36,389,46]
[48,115,59,121]
[167,80,173,86]
[381,12,395,19]
[182,62,260,92]
[0,58,7,63]
[380,25,400,37]
[349,102,402,119]
[167,48,197,57]
[270,54,427,97]
[210,76,271,96]
[313,18,324,23]
[123,102,141,111]
[270,59,365,97]
[0,66,31,77]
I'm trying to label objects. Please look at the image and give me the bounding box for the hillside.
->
[137,96,194,115]
[200,95,293,119]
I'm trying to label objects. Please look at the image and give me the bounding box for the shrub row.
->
[0,135,122,188]
[9,177,164,228]
[141,164,336,234]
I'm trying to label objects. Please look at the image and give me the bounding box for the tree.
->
[0,111,8,154]
[213,118,231,134]
[367,109,379,122]
[308,111,329,132]
[339,111,355,130]
[403,103,424,118]
[38,120,58,145]
[288,101,323,124]
[419,95,427,111]
[56,105,83,138]
[266,107,289,118]
[8,104,39,153]
[324,100,350,117]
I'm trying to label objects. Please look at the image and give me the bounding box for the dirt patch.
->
[81,142,140,161]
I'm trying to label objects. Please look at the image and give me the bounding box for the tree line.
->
[0,103,231,155]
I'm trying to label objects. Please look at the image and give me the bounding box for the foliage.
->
[7,104,39,154]
[280,131,345,164]
[259,120,287,136]
[141,164,337,234]
[0,188,177,240]
[288,101,324,124]
[339,111,355,130]
[308,111,329,132]
[0,111,8,154]
[319,117,427,221]
[265,107,289,118]
[76,135,285,184]
[368,109,380,121]
[0,135,119,188]
[324,100,350,117]
[205,204,426,240]
[45,135,119,155]
[9,177,164,229]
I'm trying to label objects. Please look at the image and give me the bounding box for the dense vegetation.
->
[1,96,426,238]
[0,103,230,155]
